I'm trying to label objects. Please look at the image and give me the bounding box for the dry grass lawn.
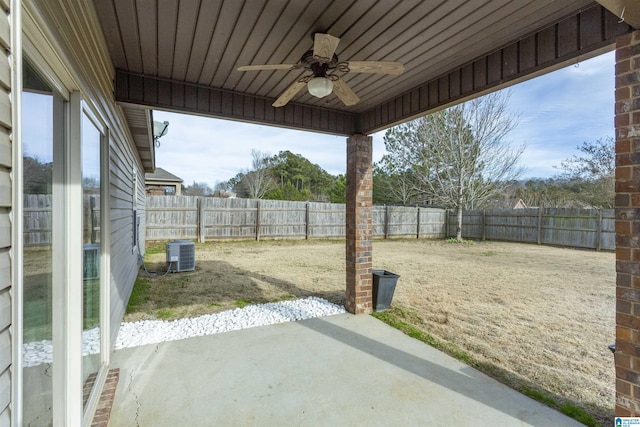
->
[131,238,615,425]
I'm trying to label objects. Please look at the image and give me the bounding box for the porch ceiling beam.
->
[114,70,359,136]
[360,4,635,134]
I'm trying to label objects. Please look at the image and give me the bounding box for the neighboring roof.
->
[145,168,183,184]
[483,198,528,210]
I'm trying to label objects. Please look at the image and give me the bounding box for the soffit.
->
[94,0,633,135]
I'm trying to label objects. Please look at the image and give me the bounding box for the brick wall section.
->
[82,369,120,426]
[615,30,640,417]
[345,134,373,314]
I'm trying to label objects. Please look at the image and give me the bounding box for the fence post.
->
[416,207,421,239]
[90,195,98,243]
[444,209,449,238]
[596,209,602,251]
[197,197,205,243]
[537,207,543,245]
[384,205,390,239]
[305,202,310,240]
[256,200,261,241]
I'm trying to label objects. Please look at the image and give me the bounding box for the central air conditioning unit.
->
[166,240,196,272]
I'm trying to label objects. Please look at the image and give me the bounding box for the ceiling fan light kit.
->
[237,33,405,107]
[307,77,333,98]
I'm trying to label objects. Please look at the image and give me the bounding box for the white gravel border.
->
[23,297,345,367]
[116,296,345,348]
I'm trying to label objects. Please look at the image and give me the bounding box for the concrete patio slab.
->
[110,313,583,426]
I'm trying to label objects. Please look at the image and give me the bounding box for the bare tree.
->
[213,181,233,198]
[383,91,523,240]
[184,181,214,196]
[554,137,614,208]
[241,149,276,199]
[557,137,614,180]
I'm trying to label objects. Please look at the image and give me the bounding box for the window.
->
[21,58,111,425]
[22,59,60,427]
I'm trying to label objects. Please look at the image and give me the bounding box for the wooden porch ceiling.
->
[94,0,636,138]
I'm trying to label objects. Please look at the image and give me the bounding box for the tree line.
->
[184,149,347,203]
[182,91,614,240]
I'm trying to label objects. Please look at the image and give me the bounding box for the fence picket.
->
[23,195,615,250]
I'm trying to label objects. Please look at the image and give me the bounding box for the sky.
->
[152,50,615,187]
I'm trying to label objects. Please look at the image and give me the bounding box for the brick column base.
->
[345,134,373,314]
[615,30,640,417]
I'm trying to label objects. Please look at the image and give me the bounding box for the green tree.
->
[265,181,311,201]
[330,174,346,203]
[268,150,336,201]
[225,150,341,202]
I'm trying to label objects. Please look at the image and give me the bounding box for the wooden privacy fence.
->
[145,196,447,242]
[448,208,615,250]
[24,194,52,246]
[25,195,615,251]
[146,196,614,250]
[24,194,101,246]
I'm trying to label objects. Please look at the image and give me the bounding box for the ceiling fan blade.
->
[345,61,405,75]
[332,78,360,106]
[313,33,340,63]
[237,64,299,72]
[272,79,307,107]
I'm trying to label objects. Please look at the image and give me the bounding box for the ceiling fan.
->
[237,33,404,107]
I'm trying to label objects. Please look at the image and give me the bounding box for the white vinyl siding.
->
[108,140,143,346]
[0,0,9,422]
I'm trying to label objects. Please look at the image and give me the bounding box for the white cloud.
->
[506,51,614,178]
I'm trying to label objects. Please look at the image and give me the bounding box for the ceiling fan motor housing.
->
[301,50,339,76]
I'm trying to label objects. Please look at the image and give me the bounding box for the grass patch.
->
[445,237,474,245]
[155,308,175,319]
[145,242,166,255]
[560,404,599,427]
[481,251,496,256]
[520,387,557,406]
[372,307,475,365]
[373,306,600,427]
[235,298,254,308]
[521,387,599,427]
[271,293,296,302]
[126,278,151,314]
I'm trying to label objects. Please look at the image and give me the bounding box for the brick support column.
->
[615,30,640,417]
[345,134,373,314]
